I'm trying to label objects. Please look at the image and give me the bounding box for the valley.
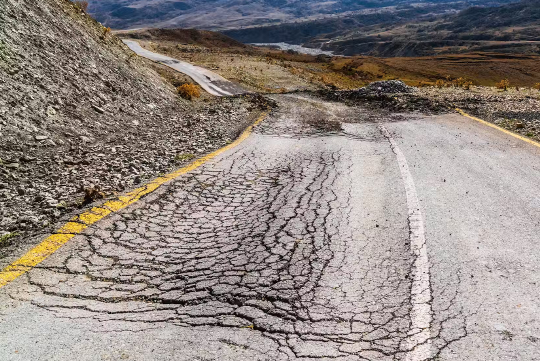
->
[224,0,540,57]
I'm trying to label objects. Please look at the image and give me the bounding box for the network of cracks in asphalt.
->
[25,120,468,360]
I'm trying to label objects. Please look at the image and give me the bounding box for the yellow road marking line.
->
[0,112,268,289]
[456,108,540,149]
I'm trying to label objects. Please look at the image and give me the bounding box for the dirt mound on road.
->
[365,80,415,94]
[0,0,259,247]
[320,80,448,114]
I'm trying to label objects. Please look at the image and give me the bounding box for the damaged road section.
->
[0,95,473,361]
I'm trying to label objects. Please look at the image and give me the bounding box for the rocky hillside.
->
[0,0,259,248]
[318,0,540,56]
[217,0,538,56]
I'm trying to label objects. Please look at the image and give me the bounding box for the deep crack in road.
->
[1,95,539,361]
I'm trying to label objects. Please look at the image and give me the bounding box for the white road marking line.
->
[379,125,433,361]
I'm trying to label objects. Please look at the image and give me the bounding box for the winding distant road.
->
[1,94,539,360]
[123,40,246,96]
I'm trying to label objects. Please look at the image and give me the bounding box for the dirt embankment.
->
[0,0,267,249]
[120,28,249,49]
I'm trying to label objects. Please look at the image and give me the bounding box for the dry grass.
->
[496,79,510,91]
[345,54,540,88]
[0,232,19,247]
[174,153,196,162]
[177,83,201,100]
[534,83,540,91]
[122,35,540,93]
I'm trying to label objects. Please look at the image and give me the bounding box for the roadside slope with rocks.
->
[322,80,540,140]
[0,0,266,251]
[418,86,540,141]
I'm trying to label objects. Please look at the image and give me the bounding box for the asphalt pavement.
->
[122,40,246,96]
[0,94,539,360]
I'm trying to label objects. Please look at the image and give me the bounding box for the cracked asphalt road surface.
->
[1,95,540,360]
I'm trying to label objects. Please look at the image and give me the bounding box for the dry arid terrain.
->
[122,30,540,90]
[125,29,540,151]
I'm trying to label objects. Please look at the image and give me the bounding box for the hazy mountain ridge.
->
[86,0,510,30]
[221,3,464,44]
[318,0,540,56]
[217,0,540,56]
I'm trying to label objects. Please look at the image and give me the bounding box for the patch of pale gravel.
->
[417,86,540,141]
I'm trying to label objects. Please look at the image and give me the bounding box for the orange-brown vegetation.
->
[331,53,540,88]
[496,79,510,91]
[120,29,540,92]
[177,83,201,100]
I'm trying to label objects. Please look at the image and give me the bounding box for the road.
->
[1,94,539,360]
[122,40,246,96]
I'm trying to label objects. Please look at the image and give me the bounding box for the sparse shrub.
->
[83,186,104,205]
[496,79,510,91]
[103,27,111,37]
[73,1,89,11]
[435,79,445,89]
[453,77,468,88]
[174,153,195,162]
[177,83,201,100]
[0,232,20,247]
[534,83,540,91]
[462,80,473,90]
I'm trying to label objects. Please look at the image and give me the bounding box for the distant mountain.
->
[222,3,462,44]
[86,0,509,30]
[218,0,540,57]
[316,0,540,56]
[434,0,540,32]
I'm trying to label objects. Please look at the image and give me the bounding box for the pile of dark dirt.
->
[365,80,415,94]
[320,81,450,114]
[0,0,263,246]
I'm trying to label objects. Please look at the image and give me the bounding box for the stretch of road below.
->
[0,95,539,360]
[122,39,246,97]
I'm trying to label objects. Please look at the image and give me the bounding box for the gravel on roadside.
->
[319,81,540,141]
[417,86,540,141]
